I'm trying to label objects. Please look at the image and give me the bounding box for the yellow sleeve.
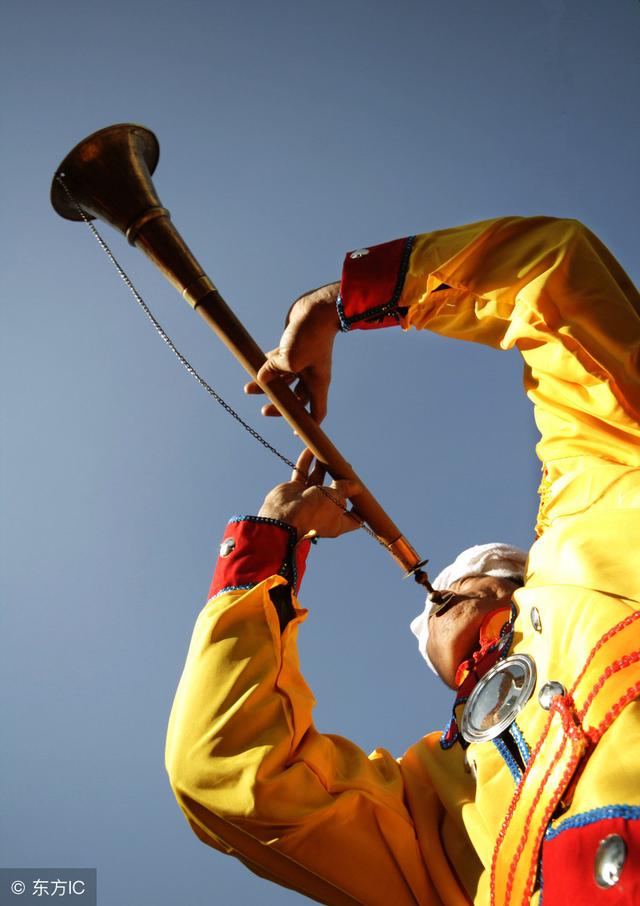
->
[165,577,440,906]
[400,217,640,466]
[393,216,640,536]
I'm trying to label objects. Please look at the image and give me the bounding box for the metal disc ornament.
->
[461,654,537,744]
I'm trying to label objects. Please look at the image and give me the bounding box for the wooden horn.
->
[51,123,424,575]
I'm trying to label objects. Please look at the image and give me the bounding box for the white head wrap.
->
[410,542,528,673]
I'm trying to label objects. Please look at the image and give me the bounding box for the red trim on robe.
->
[541,815,640,903]
[454,605,513,688]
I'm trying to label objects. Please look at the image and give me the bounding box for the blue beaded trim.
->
[439,699,468,750]
[336,294,350,332]
[228,514,297,540]
[439,716,457,750]
[537,857,544,903]
[509,721,531,765]
[338,236,416,331]
[493,736,522,783]
[545,804,640,841]
[210,582,256,600]
[499,602,517,654]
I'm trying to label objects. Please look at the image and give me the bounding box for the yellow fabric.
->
[166,217,640,905]
[491,610,640,905]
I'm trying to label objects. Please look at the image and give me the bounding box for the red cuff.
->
[337,236,415,330]
[208,516,311,600]
[541,811,640,903]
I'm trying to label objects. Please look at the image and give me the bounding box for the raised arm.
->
[165,452,450,905]
[247,216,640,528]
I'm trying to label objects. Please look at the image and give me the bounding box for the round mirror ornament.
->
[461,654,537,744]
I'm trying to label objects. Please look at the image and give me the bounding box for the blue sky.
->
[1,1,638,904]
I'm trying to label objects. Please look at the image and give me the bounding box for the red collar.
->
[454,604,513,689]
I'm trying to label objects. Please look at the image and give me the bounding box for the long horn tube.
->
[51,124,424,574]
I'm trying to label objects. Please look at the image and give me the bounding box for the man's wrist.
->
[257,503,304,541]
[288,283,341,338]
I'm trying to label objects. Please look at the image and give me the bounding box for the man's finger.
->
[246,350,282,394]
[318,478,361,510]
[340,508,364,534]
[332,478,363,501]
[332,480,365,535]
[261,403,284,417]
[291,448,314,483]
[308,459,327,487]
[246,363,297,398]
[256,352,295,386]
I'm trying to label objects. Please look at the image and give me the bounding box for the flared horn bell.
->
[51,123,211,299]
[51,123,163,243]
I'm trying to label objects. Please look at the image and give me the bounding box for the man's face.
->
[426,575,520,689]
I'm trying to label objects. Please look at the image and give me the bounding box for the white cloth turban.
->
[410,542,528,674]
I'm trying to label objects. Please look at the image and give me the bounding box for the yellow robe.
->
[166,218,640,905]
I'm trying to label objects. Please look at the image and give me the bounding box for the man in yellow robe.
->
[166,217,640,904]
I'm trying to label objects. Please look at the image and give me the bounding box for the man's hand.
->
[245,282,341,423]
[259,449,362,540]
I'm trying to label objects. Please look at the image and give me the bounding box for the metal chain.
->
[55,174,390,550]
